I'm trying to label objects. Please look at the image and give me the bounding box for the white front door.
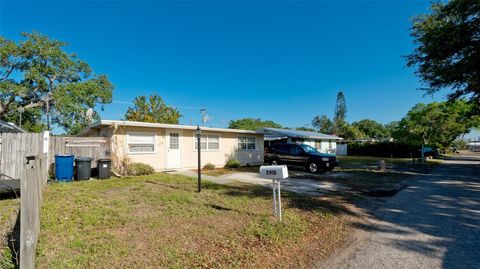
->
[166,132,181,169]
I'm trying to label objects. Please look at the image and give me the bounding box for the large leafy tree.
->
[352,119,390,138]
[393,100,479,149]
[228,118,282,130]
[0,32,113,133]
[311,115,334,134]
[335,121,365,140]
[384,121,400,137]
[407,1,480,111]
[124,94,181,124]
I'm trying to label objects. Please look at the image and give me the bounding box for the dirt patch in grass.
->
[0,198,19,269]
[37,174,353,268]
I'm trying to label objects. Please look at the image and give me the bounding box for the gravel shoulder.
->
[317,154,480,269]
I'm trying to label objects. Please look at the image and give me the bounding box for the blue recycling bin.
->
[55,154,74,182]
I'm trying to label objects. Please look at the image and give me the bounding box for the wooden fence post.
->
[20,158,37,269]
[19,154,46,269]
[42,131,49,183]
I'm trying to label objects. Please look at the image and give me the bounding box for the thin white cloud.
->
[112,99,205,110]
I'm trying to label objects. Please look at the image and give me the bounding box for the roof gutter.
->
[77,120,264,136]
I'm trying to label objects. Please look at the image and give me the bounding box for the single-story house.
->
[78,120,264,171]
[259,128,343,155]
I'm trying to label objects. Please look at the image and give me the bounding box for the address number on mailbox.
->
[259,165,289,180]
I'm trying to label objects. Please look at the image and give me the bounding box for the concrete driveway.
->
[174,169,347,196]
[318,153,480,269]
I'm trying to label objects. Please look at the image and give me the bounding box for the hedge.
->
[347,142,427,158]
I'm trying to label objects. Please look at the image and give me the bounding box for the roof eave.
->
[77,120,263,135]
[76,120,103,136]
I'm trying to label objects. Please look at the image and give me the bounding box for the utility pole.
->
[18,107,24,127]
[44,93,51,130]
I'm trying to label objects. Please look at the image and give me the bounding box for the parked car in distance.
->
[264,143,338,173]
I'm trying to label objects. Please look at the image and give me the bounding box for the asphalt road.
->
[319,153,480,269]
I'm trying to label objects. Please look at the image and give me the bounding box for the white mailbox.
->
[259,165,289,180]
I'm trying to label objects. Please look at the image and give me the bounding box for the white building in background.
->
[467,140,480,151]
[259,127,344,155]
[0,119,25,133]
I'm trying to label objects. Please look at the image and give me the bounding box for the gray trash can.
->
[75,157,92,180]
[97,159,111,179]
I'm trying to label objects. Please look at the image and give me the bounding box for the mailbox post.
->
[259,165,288,222]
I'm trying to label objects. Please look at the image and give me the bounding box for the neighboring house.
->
[78,120,264,171]
[0,119,26,133]
[467,140,480,151]
[259,128,343,155]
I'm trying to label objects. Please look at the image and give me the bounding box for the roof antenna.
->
[200,108,209,127]
[86,108,95,124]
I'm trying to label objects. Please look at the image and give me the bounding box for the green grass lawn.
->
[0,198,19,269]
[36,174,349,269]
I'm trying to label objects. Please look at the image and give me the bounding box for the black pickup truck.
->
[264,143,338,173]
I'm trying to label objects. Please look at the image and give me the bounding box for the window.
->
[238,136,256,150]
[169,133,179,149]
[299,144,319,153]
[195,135,219,150]
[128,133,155,153]
[291,146,303,155]
[207,135,219,150]
[277,144,289,154]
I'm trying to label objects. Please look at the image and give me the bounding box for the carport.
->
[259,127,343,155]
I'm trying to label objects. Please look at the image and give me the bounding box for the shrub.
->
[126,162,155,176]
[347,141,426,158]
[224,158,240,169]
[203,163,216,170]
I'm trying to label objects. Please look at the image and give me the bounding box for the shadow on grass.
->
[5,210,20,268]
[202,181,356,217]
[208,204,233,211]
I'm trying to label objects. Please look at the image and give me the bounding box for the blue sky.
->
[3,0,476,137]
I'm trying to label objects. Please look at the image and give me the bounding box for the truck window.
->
[290,146,303,155]
[275,144,289,154]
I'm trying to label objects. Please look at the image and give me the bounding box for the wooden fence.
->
[20,153,47,269]
[49,136,110,173]
[0,133,110,268]
[0,132,48,181]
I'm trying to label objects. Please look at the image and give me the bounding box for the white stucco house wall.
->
[79,120,264,171]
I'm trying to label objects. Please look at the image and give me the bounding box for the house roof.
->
[259,127,343,141]
[78,120,263,136]
[0,119,26,133]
